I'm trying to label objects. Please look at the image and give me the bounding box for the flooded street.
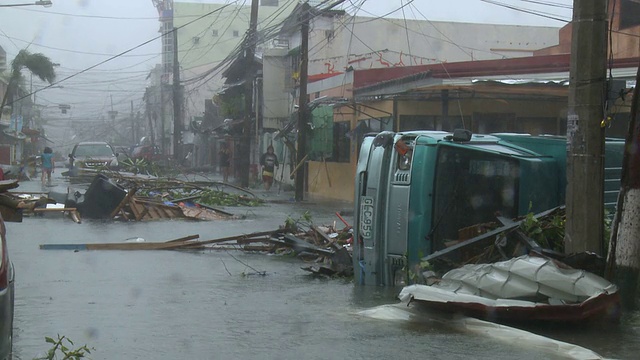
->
[4,174,640,359]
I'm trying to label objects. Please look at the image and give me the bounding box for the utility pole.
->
[131,100,135,144]
[295,2,310,202]
[173,27,183,163]
[239,0,259,188]
[146,97,156,148]
[565,0,608,254]
[160,81,166,156]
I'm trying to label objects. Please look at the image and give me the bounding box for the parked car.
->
[130,145,162,162]
[113,145,132,163]
[68,142,119,171]
[0,213,14,359]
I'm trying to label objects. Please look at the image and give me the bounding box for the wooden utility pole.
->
[565,0,608,254]
[160,82,166,156]
[131,100,136,144]
[239,0,260,188]
[173,27,183,163]
[295,2,310,202]
[607,64,640,309]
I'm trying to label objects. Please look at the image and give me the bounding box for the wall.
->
[306,15,560,77]
[263,48,291,128]
[173,1,296,126]
[307,160,356,202]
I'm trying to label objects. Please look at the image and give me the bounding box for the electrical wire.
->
[479,0,570,23]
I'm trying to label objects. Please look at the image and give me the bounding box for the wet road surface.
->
[5,174,640,359]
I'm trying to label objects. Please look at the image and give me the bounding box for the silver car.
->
[68,141,119,170]
[0,213,14,359]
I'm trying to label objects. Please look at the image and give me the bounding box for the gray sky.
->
[0,0,573,145]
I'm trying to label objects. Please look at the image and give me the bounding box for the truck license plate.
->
[360,196,374,239]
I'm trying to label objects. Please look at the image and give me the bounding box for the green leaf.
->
[45,336,55,344]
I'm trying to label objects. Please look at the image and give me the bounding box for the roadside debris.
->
[399,255,621,324]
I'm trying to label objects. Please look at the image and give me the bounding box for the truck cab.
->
[353,130,624,286]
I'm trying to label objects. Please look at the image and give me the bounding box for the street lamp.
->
[0,1,53,7]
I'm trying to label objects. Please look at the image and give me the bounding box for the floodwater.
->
[5,173,640,359]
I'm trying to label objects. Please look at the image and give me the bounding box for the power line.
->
[4,6,209,20]
[479,0,570,23]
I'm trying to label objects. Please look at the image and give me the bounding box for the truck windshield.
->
[431,146,520,251]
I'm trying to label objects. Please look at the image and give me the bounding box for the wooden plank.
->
[129,200,142,220]
[110,188,137,218]
[147,205,162,219]
[33,208,77,213]
[166,234,200,243]
[7,191,50,195]
[40,234,201,251]
[118,208,129,221]
[135,198,180,209]
[70,210,81,224]
[40,244,88,250]
[135,202,149,220]
[194,202,234,216]
[175,230,279,249]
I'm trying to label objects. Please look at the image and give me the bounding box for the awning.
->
[2,129,26,140]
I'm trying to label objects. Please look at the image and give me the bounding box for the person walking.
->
[218,142,232,183]
[40,146,55,186]
[260,145,279,191]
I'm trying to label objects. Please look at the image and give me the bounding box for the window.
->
[331,121,351,163]
[515,117,559,135]
[399,115,436,131]
[432,146,519,250]
[620,0,640,30]
[325,30,335,41]
[233,30,239,37]
[472,112,515,134]
[212,29,218,37]
[355,117,392,153]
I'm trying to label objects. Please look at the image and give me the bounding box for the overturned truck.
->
[353,130,624,287]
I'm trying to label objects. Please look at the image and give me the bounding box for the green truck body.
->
[353,130,624,286]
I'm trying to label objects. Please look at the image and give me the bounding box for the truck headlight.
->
[398,150,412,170]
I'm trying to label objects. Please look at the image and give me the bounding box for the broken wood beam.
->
[110,187,137,219]
[279,234,334,256]
[174,231,278,249]
[40,234,201,251]
[166,234,200,243]
[33,208,77,213]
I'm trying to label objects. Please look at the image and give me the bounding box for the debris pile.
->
[39,212,356,278]
[4,173,265,223]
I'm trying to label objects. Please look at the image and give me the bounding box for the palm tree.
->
[0,49,57,119]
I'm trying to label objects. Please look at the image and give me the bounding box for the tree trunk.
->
[607,61,640,309]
